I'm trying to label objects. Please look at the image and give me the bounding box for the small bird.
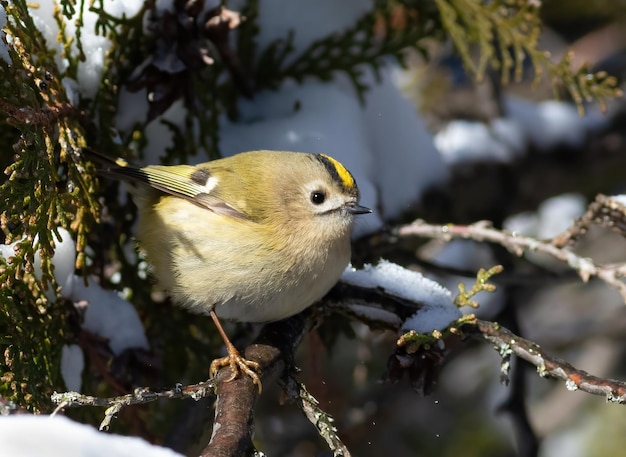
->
[98,150,370,391]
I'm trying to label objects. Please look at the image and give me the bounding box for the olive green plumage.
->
[104,150,370,322]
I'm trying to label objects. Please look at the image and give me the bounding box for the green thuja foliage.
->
[0,0,99,411]
[434,0,620,112]
[254,1,443,103]
[0,0,621,416]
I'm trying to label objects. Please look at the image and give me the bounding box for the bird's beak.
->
[345,203,372,215]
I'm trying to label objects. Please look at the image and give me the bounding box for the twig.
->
[398,219,626,302]
[468,319,626,403]
[298,383,351,457]
[492,306,540,457]
[51,381,215,430]
[552,194,626,247]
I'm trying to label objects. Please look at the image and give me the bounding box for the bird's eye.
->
[310,190,326,205]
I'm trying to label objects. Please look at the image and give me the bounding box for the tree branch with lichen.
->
[466,319,626,403]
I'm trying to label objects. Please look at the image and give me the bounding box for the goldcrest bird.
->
[98,150,370,391]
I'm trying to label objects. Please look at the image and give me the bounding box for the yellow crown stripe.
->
[319,154,355,189]
[114,157,130,167]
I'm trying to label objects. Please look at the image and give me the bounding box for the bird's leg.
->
[209,310,262,393]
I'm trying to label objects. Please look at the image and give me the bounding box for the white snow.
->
[360,68,448,218]
[435,119,522,164]
[536,193,586,239]
[503,193,586,239]
[0,415,184,457]
[24,1,144,100]
[69,278,149,356]
[0,228,149,388]
[0,242,14,263]
[61,345,84,392]
[490,117,527,156]
[342,261,461,333]
[46,228,78,297]
[434,96,610,165]
[62,78,80,106]
[504,97,606,151]
[611,194,626,207]
[502,211,540,237]
[502,193,587,271]
[115,87,152,134]
[251,0,375,61]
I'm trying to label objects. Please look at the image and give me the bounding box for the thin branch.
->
[398,219,626,302]
[468,319,626,403]
[492,306,540,457]
[299,383,351,457]
[552,194,626,247]
[51,381,215,431]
